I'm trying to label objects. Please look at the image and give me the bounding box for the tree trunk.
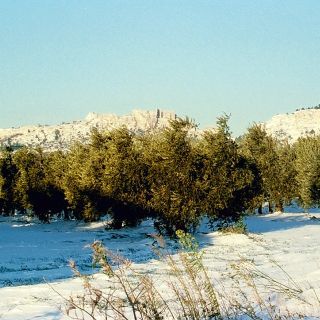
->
[258,205,262,214]
[268,202,273,213]
[275,200,284,212]
[63,209,71,220]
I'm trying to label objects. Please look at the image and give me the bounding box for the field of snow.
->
[0,209,320,319]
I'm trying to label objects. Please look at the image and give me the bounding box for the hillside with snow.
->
[0,109,177,151]
[264,108,320,142]
[3,107,320,150]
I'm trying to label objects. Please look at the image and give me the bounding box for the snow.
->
[0,216,163,288]
[0,109,178,151]
[264,109,320,142]
[0,211,320,319]
[3,108,320,151]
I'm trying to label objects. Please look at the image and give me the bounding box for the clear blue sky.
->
[1,0,319,135]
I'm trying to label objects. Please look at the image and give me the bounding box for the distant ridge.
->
[0,109,178,151]
[5,106,318,149]
[264,107,320,142]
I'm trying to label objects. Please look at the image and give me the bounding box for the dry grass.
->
[63,232,320,320]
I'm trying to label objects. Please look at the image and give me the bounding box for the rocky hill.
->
[4,107,319,150]
[0,109,178,151]
[264,108,320,142]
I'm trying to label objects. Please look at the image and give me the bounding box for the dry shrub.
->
[64,233,320,320]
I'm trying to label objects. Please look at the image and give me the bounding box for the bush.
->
[217,217,248,234]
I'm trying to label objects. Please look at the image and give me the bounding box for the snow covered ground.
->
[0,210,320,319]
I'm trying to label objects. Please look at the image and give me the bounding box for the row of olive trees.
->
[240,125,320,214]
[0,116,316,233]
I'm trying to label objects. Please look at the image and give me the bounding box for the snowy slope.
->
[1,211,320,319]
[0,109,177,151]
[4,107,320,150]
[264,108,320,142]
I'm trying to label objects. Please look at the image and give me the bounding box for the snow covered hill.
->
[0,109,177,151]
[264,108,320,142]
[3,107,320,150]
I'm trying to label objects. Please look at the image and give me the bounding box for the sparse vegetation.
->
[64,232,320,320]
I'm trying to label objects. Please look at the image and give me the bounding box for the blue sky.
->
[0,0,319,135]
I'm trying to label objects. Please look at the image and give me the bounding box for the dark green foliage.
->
[61,128,151,224]
[143,118,202,235]
[200,116,261,224]
[0,147,18,215]
[274,142,297,211]
[294,136,320,209]
[13,147,67,222]
[44,151,70,218]
[0,114,303,231]
[99,127,152,227]
[240,124,297,213]
[61,142,103,221]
